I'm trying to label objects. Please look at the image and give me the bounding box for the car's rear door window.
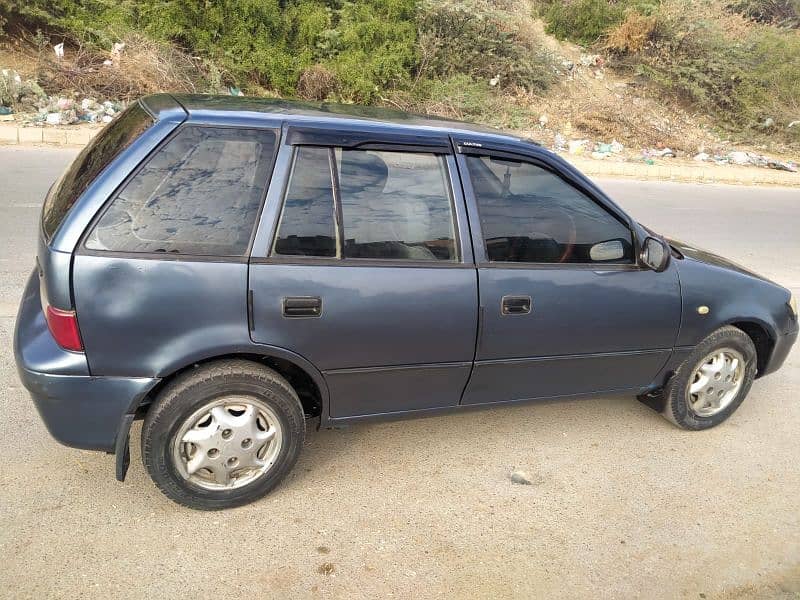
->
[337,149,457,261]
[85,126,277,256]
[272,147,338,257]
[42,102,154,240]
[272,146,457,262]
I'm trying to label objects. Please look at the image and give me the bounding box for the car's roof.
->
[140,93,534,146]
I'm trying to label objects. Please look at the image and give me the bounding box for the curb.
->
[564,156,799,188]
[1,122,797,187]
[0,123,100,147]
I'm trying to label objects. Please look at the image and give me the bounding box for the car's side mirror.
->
[640,236,670,272]
[589,239,625,262]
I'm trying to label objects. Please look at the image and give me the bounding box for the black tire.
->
[663,326,757,430]
[141,359,305,510]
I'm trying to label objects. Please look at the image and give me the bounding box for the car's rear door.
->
[248,127,478,420]
[455,140,681,405]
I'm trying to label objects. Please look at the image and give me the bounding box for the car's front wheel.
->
[141,360,305,510]
[663,326,757,430]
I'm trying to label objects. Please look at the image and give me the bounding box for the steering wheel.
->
[557,209,577,263]
[532,204,576,263]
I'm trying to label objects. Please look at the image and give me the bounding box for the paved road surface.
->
[1,147,798,599]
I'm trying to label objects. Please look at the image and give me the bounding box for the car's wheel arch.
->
[639,317,776,414]
[146,345,329,420]
[723,318,775,377]
[113,345,331,481]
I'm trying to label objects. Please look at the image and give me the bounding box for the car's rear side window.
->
[272,146,457,262]
[42,102,154,240]
[85,126,277,256]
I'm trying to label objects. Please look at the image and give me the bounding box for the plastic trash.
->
[568,140,589,155]
[569,140,587,154]
[53,43,64,59]
[729,151,750,165]
[553,133,567,152]
[694,152,710,162]
[645,147,675,158]
[767,159,797,173]
[595,142,613,154]
[580,54,603,67]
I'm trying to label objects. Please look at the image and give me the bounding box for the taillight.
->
[44,305,84,352]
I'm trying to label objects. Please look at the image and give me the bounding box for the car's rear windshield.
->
[41,102,155,241]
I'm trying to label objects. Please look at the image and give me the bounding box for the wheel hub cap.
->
[686,348,745,417]
[171,397,283,490]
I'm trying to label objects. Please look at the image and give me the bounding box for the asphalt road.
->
[1,147,798,599]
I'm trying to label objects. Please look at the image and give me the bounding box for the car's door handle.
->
[501,295,532,315]
[283,296,323,318]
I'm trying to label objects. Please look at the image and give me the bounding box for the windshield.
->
[41,102,154,241]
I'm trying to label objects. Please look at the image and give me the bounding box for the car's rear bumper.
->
[14,268,158,452]
[16,366,157,452]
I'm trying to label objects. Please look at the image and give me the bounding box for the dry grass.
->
[6,31,209,101]
[605,12,656,54]
[296,65,338,101]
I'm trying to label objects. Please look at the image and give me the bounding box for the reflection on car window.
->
[85,126,276,256]
[466,155,633,264]
[273,147,337,257]
[43,103,154,240]
[337,150,457,261]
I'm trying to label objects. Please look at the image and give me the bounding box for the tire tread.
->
[141,359,305,510]
[663,326,757,430]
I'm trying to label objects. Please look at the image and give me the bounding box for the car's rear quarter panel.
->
[73,255,251,377]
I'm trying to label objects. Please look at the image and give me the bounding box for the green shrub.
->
[322,0,418,102]
[0,0,418,100]
[726,0,800,27]
[623,0,800,141]
[392,74,536,130]
[417,0,555,93]
[539,0,660,46]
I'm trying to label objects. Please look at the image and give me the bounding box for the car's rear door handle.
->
[283,296,322,318]
[501,295,532,315]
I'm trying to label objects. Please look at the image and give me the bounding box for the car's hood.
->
[666,237,773,283]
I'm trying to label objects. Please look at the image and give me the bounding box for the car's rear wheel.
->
[142,360,305,510]
[663,326,757,430]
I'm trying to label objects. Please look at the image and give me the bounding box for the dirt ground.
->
[0,149,798,599]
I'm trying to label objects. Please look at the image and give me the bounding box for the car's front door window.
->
[465,155,634,264]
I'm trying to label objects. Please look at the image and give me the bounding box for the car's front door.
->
[249,129,478,420]
[456,144,681,406]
